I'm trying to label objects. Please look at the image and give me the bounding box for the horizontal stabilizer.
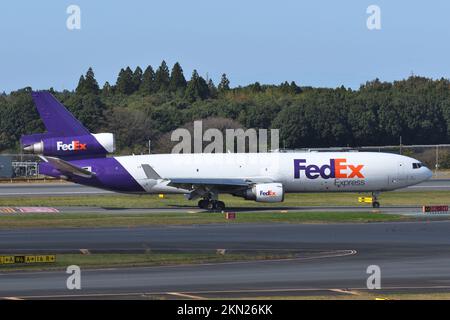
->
[41,156,94,178]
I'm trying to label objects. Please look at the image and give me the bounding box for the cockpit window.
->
[412,163,423,169]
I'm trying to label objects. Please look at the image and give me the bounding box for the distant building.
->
[0,156,13,178]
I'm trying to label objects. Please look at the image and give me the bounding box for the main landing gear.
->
[198,199,225,211]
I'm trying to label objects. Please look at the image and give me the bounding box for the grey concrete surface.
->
[0,221,450,298]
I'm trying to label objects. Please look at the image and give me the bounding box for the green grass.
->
[0,211,411,229]
[0,252,295,272]
[0,191,449,208]
[0,190,447,228]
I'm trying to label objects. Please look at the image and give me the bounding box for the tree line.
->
[1,61,450,155]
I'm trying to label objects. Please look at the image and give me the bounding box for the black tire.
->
[198,199,208,209]
[206,201,215,211]
[216,201,225,211]
[372,201,380,208]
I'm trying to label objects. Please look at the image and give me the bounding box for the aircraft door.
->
[397,161,408,182]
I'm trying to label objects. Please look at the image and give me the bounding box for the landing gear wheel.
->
[204,200,226,211]
[198,199,208,209]
[206,201,216,211]
[215,201,225,211]
[372,201,380,208]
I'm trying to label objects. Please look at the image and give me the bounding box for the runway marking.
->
[10,285,450,300]
[167,292,205,300]
[0,249,358,277]
[329,289,360,295]
[2,297,24,300]
[0,207,60,214]
[80,249,358,270]
[407,186,450,189]
[0,191,111,196]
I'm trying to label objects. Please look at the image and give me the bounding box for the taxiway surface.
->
[1,221,450,299]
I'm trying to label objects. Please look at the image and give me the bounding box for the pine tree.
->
[116,67,134,95]
[140,66,155,95]
[76,75,86,95]
[75,67,100,95]
[102,81,112,96]
[207,78,217,98]
[280,81,290,94]
[290,81,302,94]
[184,70,210,102]
[154,60,170,92]
[218,73,230,93]
[250,82,262,92]
[84,67,100,95]
[132,66,143,92]
[169,62,187,92]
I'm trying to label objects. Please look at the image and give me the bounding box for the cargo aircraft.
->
[22,92,432,210]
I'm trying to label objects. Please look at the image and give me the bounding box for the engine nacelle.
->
[23,133,115,157]
[244,183,284,203]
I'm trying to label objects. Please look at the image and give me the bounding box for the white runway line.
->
[329,289,360,295]
[167,292,205,299]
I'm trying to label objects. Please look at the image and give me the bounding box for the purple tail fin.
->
[32,91,90,136]
[22,91,114,159]
[21,91,91,146]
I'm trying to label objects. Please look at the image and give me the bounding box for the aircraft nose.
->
[423,167,433,180]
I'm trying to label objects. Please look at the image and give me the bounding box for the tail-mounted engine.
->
[22,133,115,158]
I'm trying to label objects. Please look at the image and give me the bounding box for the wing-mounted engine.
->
[243,183,284,203]
[22,133,115,158]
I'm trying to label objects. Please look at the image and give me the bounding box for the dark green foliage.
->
[63,94,107,132]
[440,151,450,169]
[1,62,450,155]
[132,67,143,93]
[207,79,218,99]
[184,70,210,102]
[0,87,43,151]
[154,60,170,92]
[102,81,113,97]
[102,107,156,154]
[218,73,230,93]
[115,67,134,95]
[76,67,100,95]
[140,66,156,95]
[169,62,187,93]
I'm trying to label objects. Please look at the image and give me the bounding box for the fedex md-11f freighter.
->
[22,92,432,210]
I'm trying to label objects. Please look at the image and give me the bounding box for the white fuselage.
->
[113,152,432,194]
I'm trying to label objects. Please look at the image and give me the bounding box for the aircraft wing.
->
[167,177,275,191]
[168,178,250,190]
[168,178,250,186]
[40,156,94,178]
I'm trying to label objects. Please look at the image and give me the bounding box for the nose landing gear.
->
[359,192,381,208]
[371,192,380,208]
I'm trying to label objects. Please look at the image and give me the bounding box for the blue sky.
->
[1,0,449,92]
